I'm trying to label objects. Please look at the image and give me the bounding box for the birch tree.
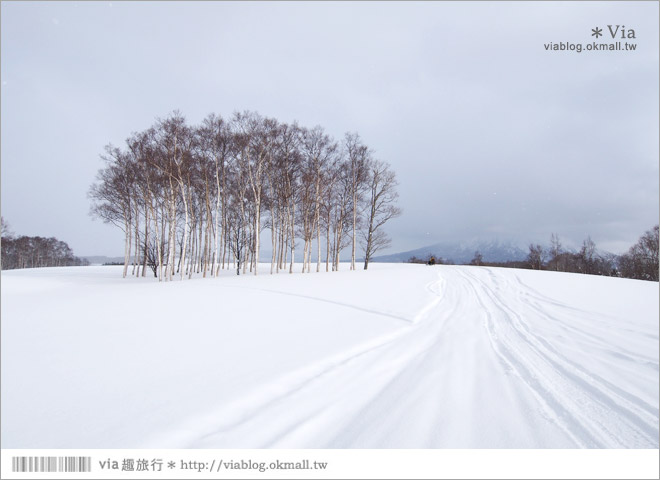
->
[301,126,338,272]
[549,233,562,271]
[89,145,135,277]
[362,159,401,270]
[233,111,276,275]
[344,133,370,270]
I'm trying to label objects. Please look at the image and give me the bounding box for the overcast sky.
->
[1,1,658,257]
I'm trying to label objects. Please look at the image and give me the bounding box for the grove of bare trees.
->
[88,111,401,280]
[617,225,659,281]
[534,228,658,280]
[1,218,89,270]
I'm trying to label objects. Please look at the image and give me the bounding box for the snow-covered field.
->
[1,264,658,448]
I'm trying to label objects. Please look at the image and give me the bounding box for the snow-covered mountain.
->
[373,239,528,264]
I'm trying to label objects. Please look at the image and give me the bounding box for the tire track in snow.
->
[490,271,659,437]
[458,268,597,447]
[258,274,455,448]
[319,271,536,448]
[512,273,659,365]
[144,274,448,448]
[145,325,410,447]
[466,268,652,447]
[508,274,659,420]
[460,267,658,448]
[143,267,657,448]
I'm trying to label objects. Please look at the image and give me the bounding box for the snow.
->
[1,264,658,448]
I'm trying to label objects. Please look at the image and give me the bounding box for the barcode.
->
[11,456,92,473]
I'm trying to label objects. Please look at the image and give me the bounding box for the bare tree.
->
[470,251,483,266]
[619,225,659,281]
[578,236,597,274]
[549,233,562,271]
[329,155,352,271]
[362,159,401,269]
[202,115,233,274]
[232,111,278,275]
[270,122,302,274]
[344,133,370,271]
[1,217,12,238]
[89,145,136,277]
[527,243,545,270]
[300,126,338,273]
[638,225,659,280]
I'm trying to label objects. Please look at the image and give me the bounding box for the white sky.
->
[1,1,658,257]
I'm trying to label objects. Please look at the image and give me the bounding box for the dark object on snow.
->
[427,256,436,266]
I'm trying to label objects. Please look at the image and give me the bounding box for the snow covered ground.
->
[1,264,658,448]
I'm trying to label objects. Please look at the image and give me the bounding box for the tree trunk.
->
[123,218,131,278]
[326,211,331,272]
[351,188,357,271]
[142,200,149,277]
[179,182,190,280]
[289,202,295,274]
[253,199,260,275]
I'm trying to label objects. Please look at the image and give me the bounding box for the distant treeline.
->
[410,225,659,282]
[1,218,89,270]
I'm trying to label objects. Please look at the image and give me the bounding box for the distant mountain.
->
[372,239,528,264]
